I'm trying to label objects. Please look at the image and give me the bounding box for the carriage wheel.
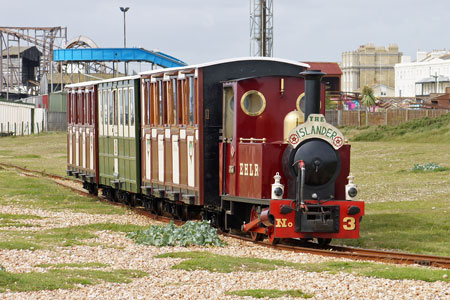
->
[267,226,280,245]
[317,238,332,246]
[250,206,264,242]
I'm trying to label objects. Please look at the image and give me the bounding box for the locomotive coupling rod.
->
[241,218,260,232]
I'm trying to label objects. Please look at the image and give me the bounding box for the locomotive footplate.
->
[294,205,339,233]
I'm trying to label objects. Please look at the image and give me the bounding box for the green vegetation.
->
[411,162,448,172]
[158,251,450,282]
[0,132,67,177]
[35,262,110,268]
[0,266,146,292]
[300,261,450,283]
[127,220,226,247]
[0,223,147,250]
[360,85,377,108]
[156,251,296,273]
[0,168,124,215]
[227,289,313,299]
[0,213,43,228]
[334,140,450,256]
[351,113,450,142]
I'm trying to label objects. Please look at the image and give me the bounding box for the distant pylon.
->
[250,0,273,57]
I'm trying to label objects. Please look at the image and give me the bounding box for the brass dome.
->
[283,110,304,142]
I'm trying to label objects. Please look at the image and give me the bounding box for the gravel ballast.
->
[0,207,448,300]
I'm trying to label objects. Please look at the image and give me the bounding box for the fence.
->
[325,109,450,127]
[0,101,47,136]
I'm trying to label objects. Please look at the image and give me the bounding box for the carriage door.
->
[222,85,236,195]
[113,89,119,177]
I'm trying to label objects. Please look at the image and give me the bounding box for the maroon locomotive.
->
[66,58,364,245]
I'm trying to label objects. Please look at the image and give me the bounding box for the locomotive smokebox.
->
[300,70,326,119]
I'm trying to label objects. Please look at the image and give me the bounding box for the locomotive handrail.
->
[239,137,266,143]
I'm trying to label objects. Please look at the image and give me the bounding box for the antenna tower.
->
[250,0,273,57]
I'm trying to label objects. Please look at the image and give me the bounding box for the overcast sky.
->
[1,0,449,66]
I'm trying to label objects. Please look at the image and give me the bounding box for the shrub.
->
[411,163,448,172]
[126,221,226,247]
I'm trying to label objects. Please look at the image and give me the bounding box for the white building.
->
[395,49,450,97]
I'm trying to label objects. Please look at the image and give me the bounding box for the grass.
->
[0,132,67,177]
[156,251,296,273]
[227,289,313,298]
[0,223,147,250]
[0,168,124,215]
[334,141,450,256]
[348,113,450,143]
[0,213,44,228]
[0,267,147,292]
[158,251,450,282]
[35,262,110,268]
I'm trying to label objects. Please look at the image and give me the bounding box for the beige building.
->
[341,44,402,96]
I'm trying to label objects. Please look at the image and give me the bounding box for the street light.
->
[120,7,129,75]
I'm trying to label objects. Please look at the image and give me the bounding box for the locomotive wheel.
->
[250,206,263,242]
[267,227,280,245]
[180,205,189,221]
[156,199,163,215]
[317,238,332,246]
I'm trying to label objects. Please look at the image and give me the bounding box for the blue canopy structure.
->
[53,48,187,68]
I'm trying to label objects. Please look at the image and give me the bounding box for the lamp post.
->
[120,6,129,75]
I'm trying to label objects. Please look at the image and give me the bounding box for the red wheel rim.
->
[250,206,263,242]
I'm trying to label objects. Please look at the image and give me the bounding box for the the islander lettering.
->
[296,125,338,140]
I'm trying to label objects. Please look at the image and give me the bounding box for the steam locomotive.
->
[66,57,364,245]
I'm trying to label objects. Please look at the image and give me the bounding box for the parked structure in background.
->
[1,46,42,97]
[0,27,67,100]
[394,49,450,97]
[341,44,402,97]
[250,0,273,57]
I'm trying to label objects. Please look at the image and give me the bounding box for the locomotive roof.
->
[139,57,310,77]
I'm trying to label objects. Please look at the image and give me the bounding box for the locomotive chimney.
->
[300,70,326,120]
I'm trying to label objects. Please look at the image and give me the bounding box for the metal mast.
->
[250,0,273,57]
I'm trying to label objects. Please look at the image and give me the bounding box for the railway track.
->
[2,162,449,269]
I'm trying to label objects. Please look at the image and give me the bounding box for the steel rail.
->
[2,162,449,269]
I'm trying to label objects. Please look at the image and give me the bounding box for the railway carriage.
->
[66,57,364,245]
[97,76,141,203]
[66,81,99,194]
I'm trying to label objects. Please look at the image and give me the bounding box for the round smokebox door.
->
[292,139,340,186]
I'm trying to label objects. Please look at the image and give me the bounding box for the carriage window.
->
[103,90,108,126]
[129,88,135,126]
[87,92,91,125]
[296,92,305,113]
[124,88,129,125]
[223,86,234,140]
[188,77,195,125]
[149,82,156,125]
[240,90,266,116]
[109,90,113,126]
[84,92,88,124]
[91,91,95,125]
[78,92,83,123]
[172,78,178,125]
[158,81,164,125]
[113,90,118,126]
[98,90,103,132]
[119,89,124,126]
